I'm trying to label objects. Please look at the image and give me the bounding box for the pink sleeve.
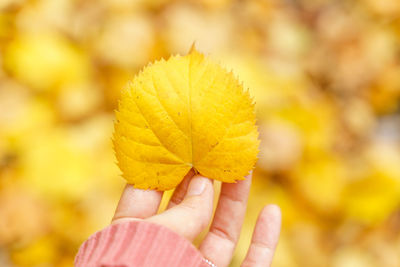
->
[75,220,213,267]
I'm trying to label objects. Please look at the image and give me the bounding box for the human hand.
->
[112,170,281,267]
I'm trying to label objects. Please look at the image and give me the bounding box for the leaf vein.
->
[118,146,183,165]
[196,95,246,163]
[150,74,189,138]
[130,89,185,164]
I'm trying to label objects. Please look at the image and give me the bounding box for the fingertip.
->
[262,204,281,219]
[113,184,163,222]
[186,175,213,197]
[257,204,282,244]
[260,204,282,229]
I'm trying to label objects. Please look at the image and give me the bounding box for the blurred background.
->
[1,0,400,266]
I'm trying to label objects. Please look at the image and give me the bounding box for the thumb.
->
[146,175,214,240]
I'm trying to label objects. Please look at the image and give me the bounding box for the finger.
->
[167,168,195,209]
[199,174,252,267]
[241,205,281,267]
[112,184,163,223]
[146,175,214,240]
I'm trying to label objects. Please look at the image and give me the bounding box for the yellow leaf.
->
[113,49,259,190]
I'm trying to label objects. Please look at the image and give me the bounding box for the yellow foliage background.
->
[1,0,400,266]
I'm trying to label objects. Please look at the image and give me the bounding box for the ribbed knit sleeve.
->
[75,220,212,267]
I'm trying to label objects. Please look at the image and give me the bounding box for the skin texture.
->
[112,171,281,267]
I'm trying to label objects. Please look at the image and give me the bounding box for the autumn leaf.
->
[113,48,259,190]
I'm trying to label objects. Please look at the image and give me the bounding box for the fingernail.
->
[187,176,207,196]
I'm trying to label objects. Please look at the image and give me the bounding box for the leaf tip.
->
[189,41,197,54]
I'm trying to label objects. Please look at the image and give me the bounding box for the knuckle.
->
[210,225,237,245]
